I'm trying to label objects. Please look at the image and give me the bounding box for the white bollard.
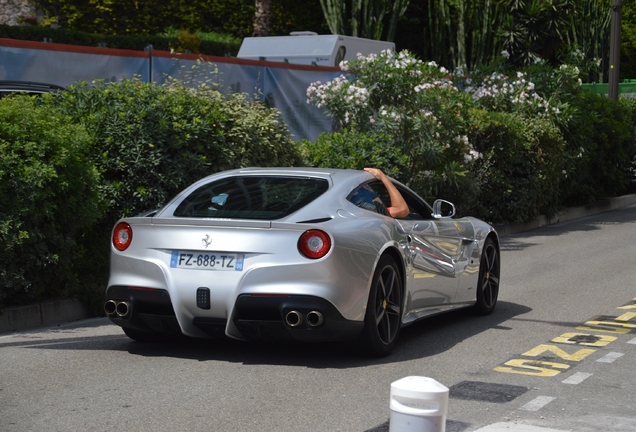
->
[389,376,449,432]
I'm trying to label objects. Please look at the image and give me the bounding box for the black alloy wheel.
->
[359,255,403,357]
[474,237,500,315]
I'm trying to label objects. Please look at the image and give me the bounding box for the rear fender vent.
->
[297,217,332,224]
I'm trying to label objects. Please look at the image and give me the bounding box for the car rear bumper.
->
[105,286,182,335]
[231,294,364,342]
[105,287,364,342]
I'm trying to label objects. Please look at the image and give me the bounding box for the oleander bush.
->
[304,49,636,223]
[303,50,572,221]
[0,95,102,308]
[305,50,477,207]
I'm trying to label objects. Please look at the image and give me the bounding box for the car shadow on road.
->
[0,301,532,368]
[96,299,530,368]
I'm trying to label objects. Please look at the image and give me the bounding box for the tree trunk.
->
[253,0,272,37]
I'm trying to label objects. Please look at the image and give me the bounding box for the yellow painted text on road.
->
[551,332,616,347]
[522,344,596,361]
[494,359,570,377]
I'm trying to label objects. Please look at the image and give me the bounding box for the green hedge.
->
[467,110,566,224]
[559,93,636,206]
[45,79,302,225]
[0,78,301,310]
[299,130,407,180]
[0,96,102,308]
[0,24,240,56]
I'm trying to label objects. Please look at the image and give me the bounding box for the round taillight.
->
[298,229,331,259]
[113,222,133,251]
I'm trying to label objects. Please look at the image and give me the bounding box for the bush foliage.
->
[1,77,301,310]
[0,96,102,307]
[0,24,241,57]
[45,78,302,225]
[467,110,566,223]
[300,130,406,180]
[304,49,636,223]
[560,93,636,205]
[2,48,635,311]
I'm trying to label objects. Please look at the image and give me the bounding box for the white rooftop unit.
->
[237,32,395,67]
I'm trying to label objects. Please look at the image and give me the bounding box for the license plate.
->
[170,251,244,271]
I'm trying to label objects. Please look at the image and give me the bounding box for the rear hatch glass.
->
[174,176,329,220]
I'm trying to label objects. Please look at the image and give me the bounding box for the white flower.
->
[501,50,510,59]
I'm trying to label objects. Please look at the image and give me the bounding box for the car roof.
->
[224,166,373,181]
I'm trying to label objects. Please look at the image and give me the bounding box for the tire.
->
[473,238,500,315]
[123,327,176,343]
[359,255,404,357]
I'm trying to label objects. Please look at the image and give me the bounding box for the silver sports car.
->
[105,167,500,356]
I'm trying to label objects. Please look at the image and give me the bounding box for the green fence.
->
[582,79,636,97]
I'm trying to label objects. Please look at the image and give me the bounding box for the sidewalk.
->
[2,193,636,335]
[472,424,570,432]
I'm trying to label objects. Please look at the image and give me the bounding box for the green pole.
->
[608,0,623,101]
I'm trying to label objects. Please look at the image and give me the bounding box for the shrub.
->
[559,93,636,205]
[467,109,566,224]
[300,130,407,180]
[0,24,241,56]
[306,50,477,200]
[0,96,102,308]
[45,78,302,226]
[621,97,636,193]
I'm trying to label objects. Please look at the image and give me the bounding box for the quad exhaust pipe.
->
[104,300,131,318]
[285,310,303,327]
[285,310,324,328]
[306,311,324,327]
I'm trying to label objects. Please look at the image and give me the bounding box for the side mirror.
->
[432,199,456,219]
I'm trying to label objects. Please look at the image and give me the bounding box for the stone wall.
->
[0,0,36,26]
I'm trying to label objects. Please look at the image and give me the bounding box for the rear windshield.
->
[174,176,329,220]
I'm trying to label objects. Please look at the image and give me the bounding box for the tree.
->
[253,0,272,36]
[319,0,410,41]
[499,0,578,67]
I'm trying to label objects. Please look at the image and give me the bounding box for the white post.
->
[389,376,449,432]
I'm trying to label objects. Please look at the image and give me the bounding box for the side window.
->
[367,182,433,220]
[399,190,434,220]
[349,181,434,220]
[347,184,390,216]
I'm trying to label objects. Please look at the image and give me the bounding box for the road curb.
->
[494,193,636,237]
[2,193,636,335]
[0,298,90,334]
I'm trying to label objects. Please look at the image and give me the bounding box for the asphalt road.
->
[2,205,636,432]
